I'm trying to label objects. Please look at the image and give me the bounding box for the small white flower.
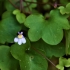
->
[14,32,26,45]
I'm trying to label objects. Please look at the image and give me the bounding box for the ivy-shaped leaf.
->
[0,45,19,70]
[13,9,26,24]
[56,65,64,70]
[0,16,21,44]
[27,0,37,8]
[31,40,65,57]
[56,57,65,70]
[58,6,66,15]
[23,0,37,12]
[65,58,70,67]
[24,9,70,45]
[58,3,70,15]
[56,57,70,70]
[10,39,48,70]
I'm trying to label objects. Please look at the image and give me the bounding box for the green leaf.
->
[56,57,70,70]
[42,22,63,45]
[11,39,31,60]
[58,3,70,15]
[0,16,21,44]
[56,57,65,70]
[65,58,70,67]
[16,13,26,23]
[13,9,26,24]
[58,6,66,15]
[24,9,70,45]
[43,0,48,3]
[5,0,15,11]
[0,45,19,70]
[23,0,37,12]
[13,9,20,15]
[42,10,69,45]
[31,40,65,57]
[2,11,13,19]
[28,0,37,9]
[10,39,48,70]
[43,4,51,10]
[59,57,67,66]
[66,3,70,12]
[56,65,64,70]
[49,9,70,29]
[25,14,45,41]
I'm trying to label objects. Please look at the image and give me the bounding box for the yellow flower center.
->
[18,34,23,38]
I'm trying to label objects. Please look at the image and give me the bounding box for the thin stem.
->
[65,30,70,55]
[23,0,53,6]
[23,0,64,7]
[31,46,57,68]
[24,0,37,4]
[25,2,31,13]
[8,0,18,9]
[20,0,23,12]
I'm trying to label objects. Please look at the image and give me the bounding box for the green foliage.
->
[23,0,37,12]
[43,4,51,10]
[56,57,70,70]
[24,9,70,45]
[0,0,70,70]
[0,16,21,44]
[58,3,70,15]
[31,40,65,57]
[43,0,48,3]
[5,0,15,11]
[2,11,12,19]
[10,39,48,70]
[13,9,26,23]
[0,45,19,70]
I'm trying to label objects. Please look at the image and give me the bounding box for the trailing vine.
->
[0,0,70,70]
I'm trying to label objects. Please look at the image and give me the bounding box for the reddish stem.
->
[31,46,57,68]
[8,0,18,9]
[20,0,23,12]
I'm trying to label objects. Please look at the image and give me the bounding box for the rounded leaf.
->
[42,23,63,45]
[0,45,18,70]
[0,16,21,43]
[16,13,26,23]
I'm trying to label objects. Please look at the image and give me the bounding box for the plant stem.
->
[65,30,70,55]
[8,0,18,9]
[24,0,37,4]
[31,46,57,68]
[20,0,23,12]
[25,2,31,13]
[9,0,31,14]
[23,0,50,5]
